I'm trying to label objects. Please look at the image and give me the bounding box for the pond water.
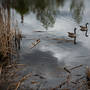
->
[0,0,90,89]
[15,0,90,66]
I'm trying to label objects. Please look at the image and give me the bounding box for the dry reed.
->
[0,6,22,65]
[0,6,23,90]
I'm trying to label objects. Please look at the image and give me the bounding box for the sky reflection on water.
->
[0,0,90,88]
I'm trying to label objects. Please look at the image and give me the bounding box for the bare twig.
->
[70,65,83,70]
[30,39,40,49]
[7,73,32,90]
[64,67,71,73]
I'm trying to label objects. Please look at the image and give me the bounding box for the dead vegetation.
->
[7,72,32,90]
[0,6,22,64]
[0,6,23,90]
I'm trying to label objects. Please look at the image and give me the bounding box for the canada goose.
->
[80,23,89,37]
[68,28,77,44]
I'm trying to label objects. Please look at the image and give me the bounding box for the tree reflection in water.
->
[70,0,85,23]
[11,0,66,29]
[1,0,85,28]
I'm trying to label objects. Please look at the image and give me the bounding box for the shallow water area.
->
[0,0,90,89]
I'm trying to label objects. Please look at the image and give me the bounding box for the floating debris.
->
[70,64,83,70]
[64,67,71,73]
[34,31,45,32]
[34,74,46,79]
[30,39,40,49]
[31,81,39,84]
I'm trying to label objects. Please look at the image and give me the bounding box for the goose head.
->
[74,28,77,33]
[86,23,89,25]
[74,28,77,30]
[86,23,89,27]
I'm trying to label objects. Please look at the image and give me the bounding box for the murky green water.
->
[0,0,90,89]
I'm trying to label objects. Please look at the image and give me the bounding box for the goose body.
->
[68,28,76,38]
[68,28,77,44]
[80,26,88,31]
[68,32,76,38]
[80,23,89,37]
[80,23,88,31]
